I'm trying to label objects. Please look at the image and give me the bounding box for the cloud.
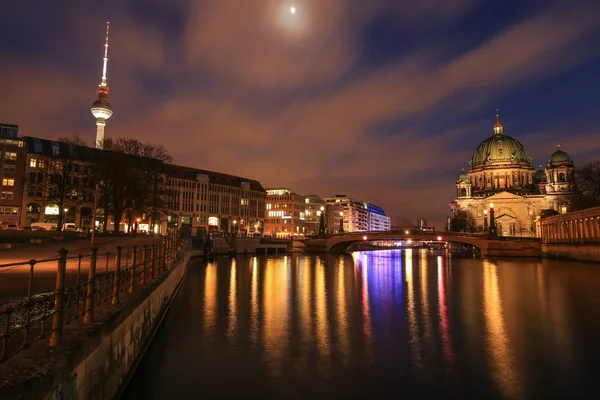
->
[1,0,600,229]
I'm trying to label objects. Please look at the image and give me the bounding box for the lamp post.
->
[489,203,497,237]
[318,206,326,236]
[483,209,488,231]
[233,219,237,235]
[136,217,141,234]
[63,208,68,230]
[339,211,344,233]
[91,182,99,246]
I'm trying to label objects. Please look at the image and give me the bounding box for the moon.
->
[290,6,296,14]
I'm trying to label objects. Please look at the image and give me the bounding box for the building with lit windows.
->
[304,194,326,235]
[164,164,266,234]
[450,111,576,237]
[325,195,369,232]
[366,203,391,231]
[0,124,25,225]
[264,188,307,237]
[20,137,98,229]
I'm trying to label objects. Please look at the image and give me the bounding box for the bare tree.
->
[574,160,600,208]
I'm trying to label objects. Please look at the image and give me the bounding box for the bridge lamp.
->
[363,235,367,241]
[489,203,494,209]
[404,229,409,234]
[437,236,442,241]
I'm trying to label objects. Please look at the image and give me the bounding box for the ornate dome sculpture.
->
[469,110,533,169]
[548,145,573,166]
[456,169,469,183]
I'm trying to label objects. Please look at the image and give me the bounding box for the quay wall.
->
[1,250,201,400]
[541,244,600,262]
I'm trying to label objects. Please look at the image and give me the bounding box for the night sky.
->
[2,0,600,228]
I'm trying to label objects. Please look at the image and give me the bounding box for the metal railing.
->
[0,232,184,362]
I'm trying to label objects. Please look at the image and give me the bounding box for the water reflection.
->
[127,250,600,399]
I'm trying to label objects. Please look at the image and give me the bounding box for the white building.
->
[366,203,391,231]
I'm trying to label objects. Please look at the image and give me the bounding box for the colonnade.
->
[540,207,600,244]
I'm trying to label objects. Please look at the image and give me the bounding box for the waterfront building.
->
[325,195,369,232]
[0,124,26,225]
[164,164,266,234]
[366,203,391,231]
[450,111,576,237]
[264,188,306,237]
[304,194,326,235]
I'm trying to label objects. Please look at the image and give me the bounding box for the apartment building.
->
[0,124,26,225]
[164,164,266,234]
[264,188,306,237]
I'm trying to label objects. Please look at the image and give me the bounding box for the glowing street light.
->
[290,6,296,14]
[362,235,368,241]
[437,236,442,241]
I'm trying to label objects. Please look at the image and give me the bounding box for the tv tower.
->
[91,22,113,149]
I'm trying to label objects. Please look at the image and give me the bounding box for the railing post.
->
[151,245,157,279]
[130,246,137,293]
[112,246,122,305]
[84,247,98,324]
[50,248,68,346]
[161,241,167,271]
[141,245,148,285]
[21,260,36,349]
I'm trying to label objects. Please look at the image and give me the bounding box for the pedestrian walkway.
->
[0,235,164,300]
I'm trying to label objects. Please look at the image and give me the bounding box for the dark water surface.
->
[124,250,600,399]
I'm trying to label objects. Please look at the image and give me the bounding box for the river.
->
[124,250,600,399]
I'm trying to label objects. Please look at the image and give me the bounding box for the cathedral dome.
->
[456,169,469,183]
[548,147,573,166]
[469,134,533,169]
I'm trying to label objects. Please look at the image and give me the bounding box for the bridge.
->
[298,230,541,257]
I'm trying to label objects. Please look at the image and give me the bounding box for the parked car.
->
[63,223,77,231]
[31,222,58,231]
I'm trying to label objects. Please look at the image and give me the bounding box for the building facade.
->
[164,164,266,234]
[304,194,326,235]
[264,188,306,237]
[325,195,369,232]
[366,203,391,231]
[0,125,26,225]
[450,112,576,237]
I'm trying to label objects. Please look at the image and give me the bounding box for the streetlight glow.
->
[290,6,296,14]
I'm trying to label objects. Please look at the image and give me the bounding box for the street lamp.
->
[339,211,344,233]
[136,217,141,233]
[233,219,237,234]
[483,209,488,230]
[319,206,326,236]
[489,203,497,237]
[63,208,68,229]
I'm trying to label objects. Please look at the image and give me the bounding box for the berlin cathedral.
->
[450,111,575,237]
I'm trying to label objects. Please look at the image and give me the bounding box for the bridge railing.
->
[0,232,184,362]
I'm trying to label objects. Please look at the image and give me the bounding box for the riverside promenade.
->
[0,235,163,301]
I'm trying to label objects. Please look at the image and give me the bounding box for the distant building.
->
[366,203,391,231]
[165,164,266,234]
[325,195,368,232]
[304,194,326,235]
[0,126,25,225]
[264,188,306,237]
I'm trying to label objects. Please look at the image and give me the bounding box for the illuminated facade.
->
[325,195,369,232]
[450,111,576,237]
[264,188,306,237]
[91,22,113,149]
[0,124,25,225]
[366,203,391,231]
[304,194,326,235]
[164,164,266,234]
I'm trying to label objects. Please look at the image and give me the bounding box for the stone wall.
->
[541,244,600,262]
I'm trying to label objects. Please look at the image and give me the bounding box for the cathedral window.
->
[558,173,566,182]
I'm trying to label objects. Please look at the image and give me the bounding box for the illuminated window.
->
[38,160,45,169]
[30,158,37,168]
[2,178,14,186]
[241,198,249,206]
[560,206,567,214]
[208,216,219,226]
[4,152,17,160]
[266,203,272,210]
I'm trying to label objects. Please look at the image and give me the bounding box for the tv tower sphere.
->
[92,22,113,149]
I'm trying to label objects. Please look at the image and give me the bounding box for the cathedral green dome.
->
[534,169,546,183]
[548,148,572,166]
[456,170,469,183]
[469,134,533,169]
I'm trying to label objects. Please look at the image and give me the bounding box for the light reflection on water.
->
[126,250,600,399]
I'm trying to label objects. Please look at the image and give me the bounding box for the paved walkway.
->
[0,235,165,300]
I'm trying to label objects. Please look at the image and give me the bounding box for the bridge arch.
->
[326,232,488,256]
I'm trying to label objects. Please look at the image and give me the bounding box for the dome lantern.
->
[493,108,503,135]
